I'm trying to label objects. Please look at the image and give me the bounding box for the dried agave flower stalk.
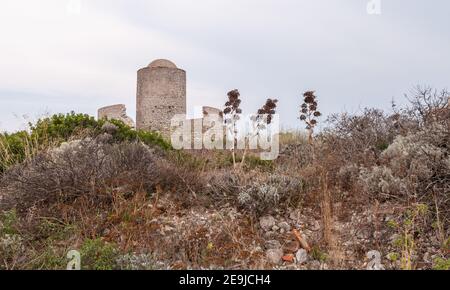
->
[241,98,278,167]
[299,91,321,144]
[221,89,242,168]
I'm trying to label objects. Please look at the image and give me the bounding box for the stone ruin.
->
[98,59,222,139]
[97,104,135,128]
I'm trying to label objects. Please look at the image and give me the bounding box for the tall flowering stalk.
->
[241,98,278,167]
[299,91,321,144]
[221,89,242,168]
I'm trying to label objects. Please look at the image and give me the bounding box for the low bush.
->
[433,257,450,270]
[358,122,449,221]
[205,170,303,216]
[2,138,168,215]
[0,209,24,269]
[237,174,304,216]
[322,108,400,167]
[0,112,171,174]
[0,131,33,173]
[359,166,407,200]
[80,238,118,270]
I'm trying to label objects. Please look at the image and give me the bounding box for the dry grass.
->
[1,87,448,270]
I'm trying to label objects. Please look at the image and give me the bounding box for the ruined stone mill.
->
[98,59,221,138]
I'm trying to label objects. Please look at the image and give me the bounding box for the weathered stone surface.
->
[265,240,282,250]
[148,59,177,69]
[98,104,135,127]
[260,216,276,231]
[266,249,283,265]
[283,240,300,253]
[278,221,291,232]
[310,220,320,231]
[136,59,186,138]
[202,106,222,117]
[296,249,308,264]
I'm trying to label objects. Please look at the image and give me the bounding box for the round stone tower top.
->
[148,59,177,69]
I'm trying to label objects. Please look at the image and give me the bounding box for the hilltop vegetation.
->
[0,112,171,173]
[0,87,448,270]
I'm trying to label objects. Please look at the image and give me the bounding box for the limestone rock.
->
[260,216,276,231]
[265,240,282,250]
[266,249,283,265]
[296,249,308,264]
[279,221,291,232]
[283,240,300,253]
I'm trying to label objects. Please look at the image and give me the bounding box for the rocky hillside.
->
[0,88,448,270]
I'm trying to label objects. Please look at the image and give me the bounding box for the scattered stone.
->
[423,252,431,263]
[311,220,320,231]
[163,225,174,232]
[279,222,291,232]
[265,240,282,250]
[373,230,382,239]
[296,249,308,264]
[309,260,321,270]
[389,234,400,243]
[263,231,277,239]
[272,225,280,231]
[289,210,299,221]
[266,249,283,265]
[357,228,371,239]
[260,216,276,231]
[283,240,300,253]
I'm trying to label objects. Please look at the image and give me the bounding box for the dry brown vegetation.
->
[0,87,448,270]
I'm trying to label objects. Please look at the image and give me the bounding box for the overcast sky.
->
[0,0,449,132]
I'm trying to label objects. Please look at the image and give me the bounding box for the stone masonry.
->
[98,59,223,141]
[98,104,135,127]
[136,59,186,137]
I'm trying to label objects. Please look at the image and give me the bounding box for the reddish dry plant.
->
[222,89,243,117]
[256,98,278,126]
[299,91,321,143]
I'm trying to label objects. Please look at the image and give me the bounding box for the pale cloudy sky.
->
[0,0,449,132]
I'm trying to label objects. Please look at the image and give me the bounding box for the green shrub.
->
[31,112,171,150]
[32,247,67,270]
[0,131,30,173]
[80,238,118,270]
[0,112,171,173]
[433,257,450,270]
[310,246,328,262]
[387,252,399,262]
[215,151,274,171]
[0,209,18,236]
[29,112,99,142]
[0,209,24,270]
[99,118,171,150]
[244,155,274,171]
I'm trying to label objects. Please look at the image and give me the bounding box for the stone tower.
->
[136,59,186,137]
